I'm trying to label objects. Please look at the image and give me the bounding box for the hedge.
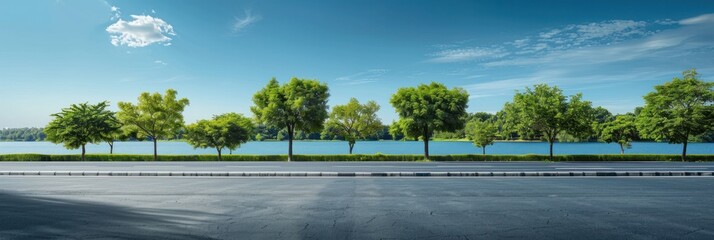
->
[0,154,713,161]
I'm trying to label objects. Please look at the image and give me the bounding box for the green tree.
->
[505,84,594,160]
[390,82,469,159]
[636,69,714,161]
[470,112,495,122]
[185,113,254,160]
[251,78,329,161]
[103,123,128,154]
[277,129,288,141]
[44,102,118,161]
[587,106,615,142]
[465,119,498,155]
[117,89,190,161]
[324,98,383,154]
[496,103,522,140]
[386,122,404,141]
[599,114,638,154]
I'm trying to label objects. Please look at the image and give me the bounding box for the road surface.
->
[0,176,712,239]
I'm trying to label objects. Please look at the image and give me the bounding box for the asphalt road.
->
[1,161,713,172]
[0,177,712,239]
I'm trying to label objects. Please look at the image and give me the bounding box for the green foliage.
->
[636,69,714,161]
[44,101,118,161]
[185,113,254,160]
[2,154,714,162]
[0,128,46,141]
[496,103,523,140]
[251,78,330,161]
[390,82,469,159]
[465,119,498,154]
[366,125,393,140]
[102,118,128,154]
[276,129,287,141]
[117,89,190,160]
[598,114,638,154]
[389,119,420,141]
[324,98,383,154]
[251,124,279,140]
[504,84,595,159]
[469,112,495,122]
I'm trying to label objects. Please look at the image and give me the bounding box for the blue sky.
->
[1,0,713,128]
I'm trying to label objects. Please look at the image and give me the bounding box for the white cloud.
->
[335,69,388,85]
[428,47,509,63]
[572,20,647,43]
[679,13,714,25]
[462,70,564,97]
[482,18,708,68]
[154,60,167,65]
[431,13,714,68]
[110,6,120,20]
[434,13,714,114]
[429,19,659,63]
[233,10,261,32]
[106,15,176,47]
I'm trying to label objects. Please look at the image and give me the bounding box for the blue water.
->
[0,141,711,155]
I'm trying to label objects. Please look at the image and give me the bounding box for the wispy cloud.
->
[430,13,714,113]
[110,5,120,20]
[428,47,509,63]
[233,10,261,32]
[154,60,167,66]
[462,69,563,98]
[428,18,673,64]
[679,13,714,25]
[106,15,176,47]
[335,69,388,85]
[461,68,678,100]
[481,17,711,67]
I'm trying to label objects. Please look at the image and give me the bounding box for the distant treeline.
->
[4,114,712,143]
[0,128,46,141]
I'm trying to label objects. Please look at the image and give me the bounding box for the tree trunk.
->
[109,142,114,154]
[423,126,430,160]
[348,142,355,154]
[482,146,486,155]
[287,125,294,162]
[682,141,688,162]
[153,137,158,161]
[81,144,86,161]
[619,143,624,155]
[549,141,554,161]
[217,148,222,161]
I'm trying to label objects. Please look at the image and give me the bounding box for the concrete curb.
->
[0,171,712,177]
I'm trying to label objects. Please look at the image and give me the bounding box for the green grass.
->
[0,153,712,162]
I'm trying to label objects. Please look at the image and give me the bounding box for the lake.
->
[0,141,712,155]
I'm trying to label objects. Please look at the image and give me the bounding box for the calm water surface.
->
[0,141,711,155]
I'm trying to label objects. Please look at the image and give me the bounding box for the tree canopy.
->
[505,84,594,160]
[636,69,714,161]
[598,114,638,154]
[390,82,469,159]
[44,101,118,161]
[185,113,254,160]
[117,89,190,161]
[465,119,498,155]
[324,98,382,154]
[251,78,329,161]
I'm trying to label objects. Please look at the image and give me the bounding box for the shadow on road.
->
[0,191,217,239]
